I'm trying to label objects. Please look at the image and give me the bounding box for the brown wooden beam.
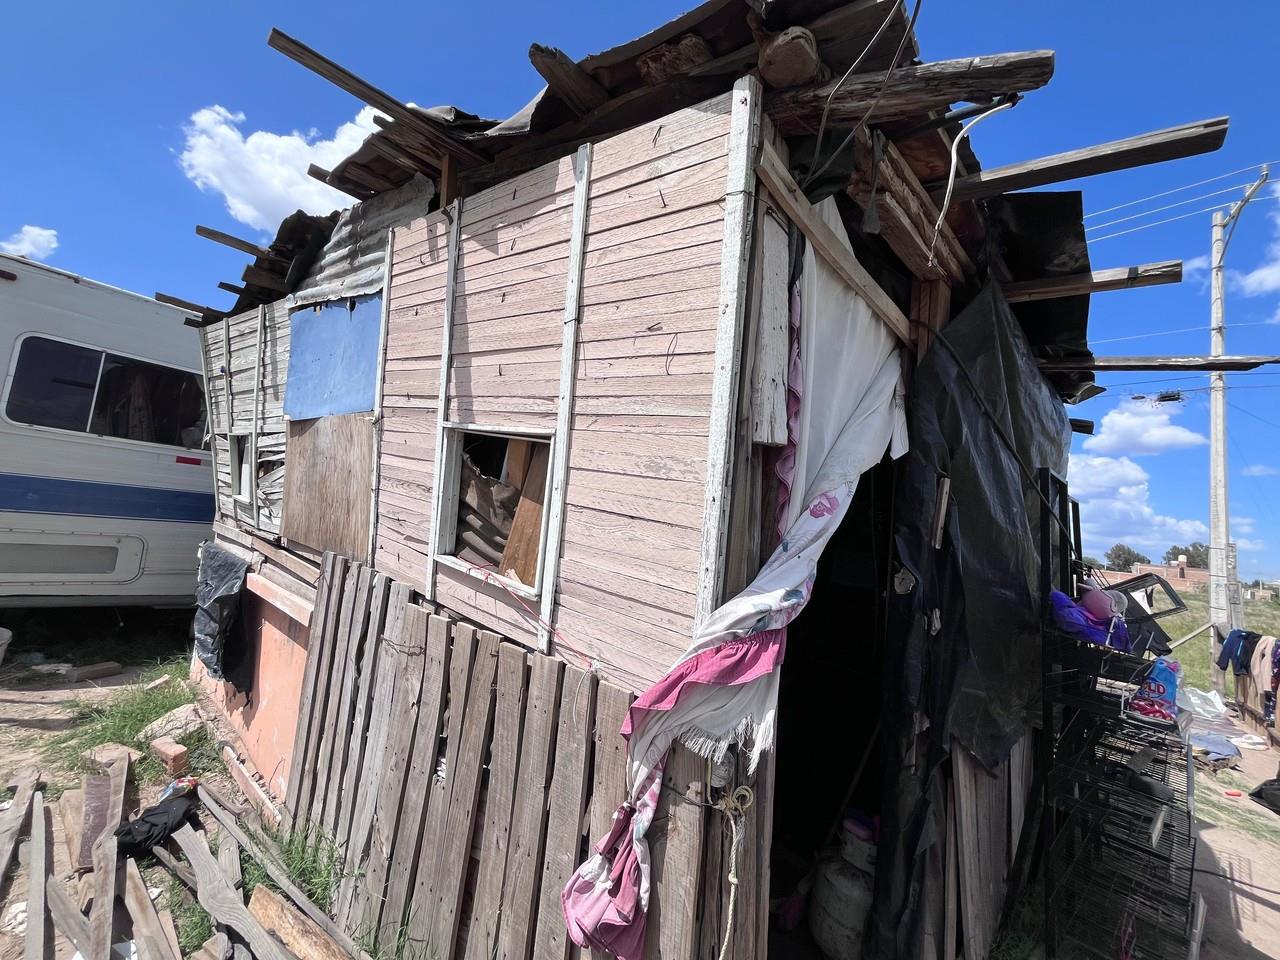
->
[155,291,220,317]
[766,50,1056,135]
[338,161,398,193]
[268,28,486,166]
[196,224,272,259]
[1003,260,1182,303]
[1040,354,1280,373]
[529,44,610,115]
[848,129,974,283]
[307,164,369,201]
[364,131,440,173]
[940,117,1229,202]
[217,282,246,296]
[241,264,290,294]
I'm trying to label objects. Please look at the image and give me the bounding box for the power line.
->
[1088,194,1280,243]
[1091,320,1274,345]
[1085,182,1255,233]
[1085,161,1277,219]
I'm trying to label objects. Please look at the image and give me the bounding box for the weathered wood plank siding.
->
[374,93,734,690]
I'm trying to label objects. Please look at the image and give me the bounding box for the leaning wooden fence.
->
[284,552,708,960]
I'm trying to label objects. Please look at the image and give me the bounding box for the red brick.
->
[149,737,189,776]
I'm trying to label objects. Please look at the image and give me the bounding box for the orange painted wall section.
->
[194,590,310,799]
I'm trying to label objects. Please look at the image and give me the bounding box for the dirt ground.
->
[0,665,247,960]
[1192,720,1280,960]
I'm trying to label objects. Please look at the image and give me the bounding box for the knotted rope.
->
[714,784,755,960]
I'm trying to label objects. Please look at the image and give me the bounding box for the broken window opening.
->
[445,430,551,589]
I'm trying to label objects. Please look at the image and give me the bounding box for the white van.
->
[0,253,213,606]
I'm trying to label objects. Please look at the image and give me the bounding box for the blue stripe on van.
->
[0,472,214,524]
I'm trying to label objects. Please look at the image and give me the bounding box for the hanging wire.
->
[1087,194,1280,242]
[1084,161,1277,219]
[1090,320,1273,345]
[925,99,1015,265]
[801,0,924,189]
[1084,182,1255,232]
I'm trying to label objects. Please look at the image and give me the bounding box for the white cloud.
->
[1235,516,1258,535]
[1070,453,1208,555]
[1237,537,1266,552]
[1242,464,1280,477]
[1081,399,1207,457]
[1183,253,1210,280]
[1231,184,1280,297]
[179,105,382,232]
[0,225,58,260]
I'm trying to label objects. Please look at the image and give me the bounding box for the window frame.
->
[432,421,556,603]
[3,331,208,452]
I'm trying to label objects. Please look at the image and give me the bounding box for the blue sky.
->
[4,1,1279,577]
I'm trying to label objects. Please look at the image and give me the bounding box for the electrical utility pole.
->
[1209,164,1268,695]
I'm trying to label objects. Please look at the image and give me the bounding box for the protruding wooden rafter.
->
[241,264,290,294]
[195,225,274,260]
[268,28,485,167]
[938,117,1229,202]
[155,291,222,320]
[1003,260,1182,303]
[218,282,246,296]
[529,44,609,115]
[307,164,368,201]
[1040,354,1279,373]
[766,49,1056,135]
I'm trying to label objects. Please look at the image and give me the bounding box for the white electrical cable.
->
[926,99,1015,266]
[1085,182,1254,232]
[1085,161,1278,219]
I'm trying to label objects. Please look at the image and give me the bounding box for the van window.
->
[7,335,206,448]
[6,336,102,431]
[90,354,206,447]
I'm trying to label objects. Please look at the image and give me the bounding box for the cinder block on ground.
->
[138,703,203,743]
[84,742,142,769]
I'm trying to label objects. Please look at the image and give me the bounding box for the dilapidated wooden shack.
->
[178,2,1235,958]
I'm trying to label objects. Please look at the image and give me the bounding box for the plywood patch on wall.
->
[282,413,375,558]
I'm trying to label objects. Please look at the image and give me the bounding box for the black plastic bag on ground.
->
[115,793,199,857]
[192,540,248,680]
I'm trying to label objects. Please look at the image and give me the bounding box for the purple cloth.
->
[1050,590,1132,652]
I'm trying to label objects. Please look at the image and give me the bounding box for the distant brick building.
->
[1129,561,1210,591]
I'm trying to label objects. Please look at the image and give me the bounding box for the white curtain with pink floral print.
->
[562,197,908,960]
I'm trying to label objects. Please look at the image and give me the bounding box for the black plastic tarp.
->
[871,282,1070,957]
[192,540,249,681]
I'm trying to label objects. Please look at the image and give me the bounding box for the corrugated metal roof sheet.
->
[286,174,435,308]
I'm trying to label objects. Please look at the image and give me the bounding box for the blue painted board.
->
[284,294,382,420]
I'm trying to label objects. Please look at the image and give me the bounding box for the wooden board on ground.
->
[76,774,111,873]
[0,767,38,884]
[281,413,376,558]
[46,874,91,956]
[250,885,348,960]
[89,756,129,960]
[172,825,292,960]
[124,857,179,960]
[24,790,48,960]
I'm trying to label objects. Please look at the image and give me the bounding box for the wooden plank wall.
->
[288,552,708,960]
[201,301,290,534]
[373,92,735,691]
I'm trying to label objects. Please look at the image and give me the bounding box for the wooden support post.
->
[696,75,764,629]
[367,231,395,564]
[437,153,459,207]
[755,140,911,343]
[1001,260,1182,303]
[766,50,1056,135]
[195,225,274,260]
[939,117,1229,203]
[911,279,951,361]
[425,199,463,602]
[249,305,266,525]
[529,44,610,115]
[538,143,593,651]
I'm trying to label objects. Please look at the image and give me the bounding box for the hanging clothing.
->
[1217,629,1262,676]
[561,198,908,960]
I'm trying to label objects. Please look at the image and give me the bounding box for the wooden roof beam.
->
[307,164,370,201]
[338,161,399,194]
[363,131,441,173]
[1003,261,1182,303]
[766,49,1056,135]
[217,282,245,296]
[195,225,274,260]
[1040,355,1279,373]
[268,28,487,167]
[241,264,290,294]
[529,44,610,115]
[155,292,220,317]
[940,117,1229,203]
